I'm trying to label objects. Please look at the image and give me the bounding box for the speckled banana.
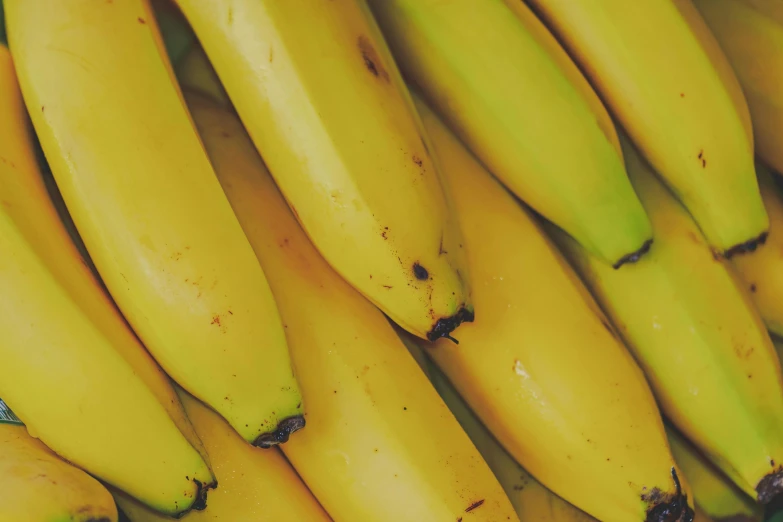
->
[173,0,473,342]
[366,0,653,268]
[184,88,518,522]
[0,42,214,517]
[526,0,768,257]
[0,405,119,522]
[5,0,304,447]
[667,426,763,522]
[549,135,783,505]
[409,95,693,521]
[693,0,783,176]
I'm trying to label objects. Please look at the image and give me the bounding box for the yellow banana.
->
[692,0,783,176]
[410,95,693,521]
[667,426,763,522]
[115,388,332,522]
[172,0,473,342]
[1,36,211,476]
[0,42,214,516]
[366,0,653,268]
[526,0,767,256]
[403,339,598,522]
[185,89,518,522]
[731,163,783,337]
[549,135,783,505]
[5,0,305,446]
[0,402,118,522]
[692,508,715,522]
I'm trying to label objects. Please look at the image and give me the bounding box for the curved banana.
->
[410,95,693,521]
[731,163,783,337]
[172,0,473,342]
[692,0,783,176]
[185,89,518,522]
[526,0,767,256]
[366,0,653,268]
[0,404,118,522]
[550,135,783,505]
[403,340,597,522]
[5,0,304,446]
[0,42,214,516]
[115,388,332,522]
[1,36,211,474]
[668,426,763,522]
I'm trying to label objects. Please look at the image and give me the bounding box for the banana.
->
[5,0,305,446]
[693,508,715,522]
[409,95,693,521]
[1,35,211,476]
[692,0,783,176]
[114,388,332,522]
[525,0,768,257]
[549,134,783,505]
[184,89,518,522]
[403,338,598,522]
[366,0,653,268]
[0,401,119,522]
[667,426,763,522]
[0,42,214,516]
[172,0,473,342]
[730,163,783,337]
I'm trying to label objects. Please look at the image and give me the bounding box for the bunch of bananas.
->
[0,0,782,521]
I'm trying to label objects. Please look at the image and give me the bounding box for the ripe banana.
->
[185,89,518,522]
[5,0,305,446]
[0,42,214,516]
[526,0,768,256]
[550,134,783,505]
[692,0,783,176]
[403,339,598,522]
[667,426,763,522]
[731,163,783,337]
[0,401,119,522]
[410,95,693,521]
[172,0,473,342]
[367,0,654,269]
[115,388,332,522]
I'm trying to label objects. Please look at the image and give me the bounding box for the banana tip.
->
[170,478,216,520]
[426,307,475,343]
[723,231,768,259]
[645,468,694,522]
[756,466,783,505]
[612,239,653,269]
[253,415,306,448]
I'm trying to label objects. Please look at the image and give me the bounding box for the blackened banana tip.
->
[723,231,769,259]
[426,307,475,343]
[190,479,210,512]
[756,467,783,505]
[612,239,653,270]
[253,415,306,448]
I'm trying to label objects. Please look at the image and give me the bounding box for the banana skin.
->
[173,0,474,342]
[184,89,519,522]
